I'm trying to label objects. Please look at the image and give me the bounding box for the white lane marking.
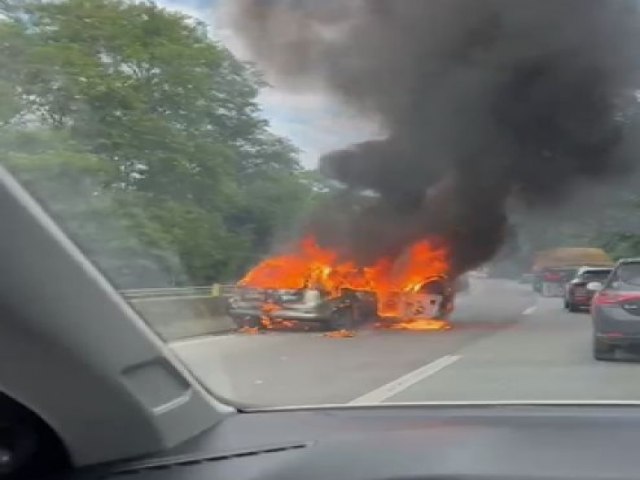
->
[348,355,461,404]
[522,305,537,315]
[254,399,640,412]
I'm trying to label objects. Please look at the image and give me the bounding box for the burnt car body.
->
[379,276,455,322]
[591,259,640,360]
[227,287,378,331]
[228,275,456,330]
[564,266,612,312]
[424,276,456,318]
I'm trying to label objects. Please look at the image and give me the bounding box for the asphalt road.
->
[170,278,640,407]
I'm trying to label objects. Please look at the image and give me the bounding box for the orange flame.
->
[376,319,452,331]
[324,329,356,338]
[238,235,451,330]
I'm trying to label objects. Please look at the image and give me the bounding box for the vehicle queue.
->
[528,248,640,361]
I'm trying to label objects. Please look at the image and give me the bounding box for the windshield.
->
[5,0,640,408]
[608,264,640,290]
[580,270,612,283]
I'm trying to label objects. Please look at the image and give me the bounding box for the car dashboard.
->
[63,404,640,480]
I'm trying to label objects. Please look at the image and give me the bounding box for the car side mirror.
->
[586,282,603,292]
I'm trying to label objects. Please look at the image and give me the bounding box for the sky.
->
[157,0,376,168]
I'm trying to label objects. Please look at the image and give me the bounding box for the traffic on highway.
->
[167,254,640,408]
[7,1,640,478]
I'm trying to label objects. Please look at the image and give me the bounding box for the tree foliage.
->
[0,0,311,287]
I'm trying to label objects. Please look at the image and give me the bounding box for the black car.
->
[564,266,612,312]
[591,259,640,360]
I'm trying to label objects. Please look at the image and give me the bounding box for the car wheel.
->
[328,308,354,331]
[232,315,261,329]
[593,335,615,361]
[568,303,579,312]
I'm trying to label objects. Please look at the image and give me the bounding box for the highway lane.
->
[171,278,539,406]
[388,294,640,403]
[171,278,640,407]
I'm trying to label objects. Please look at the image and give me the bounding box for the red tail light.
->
[593,291,640,306]
[543,272,562,281]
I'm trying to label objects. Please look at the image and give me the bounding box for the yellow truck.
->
[532,248,613,297]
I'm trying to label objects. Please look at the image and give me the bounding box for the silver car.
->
[590,259,640,360]
[227,287,378,331]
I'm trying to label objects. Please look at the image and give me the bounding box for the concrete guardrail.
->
[122,284,237,341]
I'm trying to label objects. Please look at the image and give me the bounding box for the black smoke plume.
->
[228,0,640,275]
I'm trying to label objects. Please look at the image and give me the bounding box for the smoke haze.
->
[226,0,640,275]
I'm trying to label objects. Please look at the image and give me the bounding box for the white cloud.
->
[157,0,209,23]
[157,0,378,168]
[257,88,380,166]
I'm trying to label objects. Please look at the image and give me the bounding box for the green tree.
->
[0,0,312,287]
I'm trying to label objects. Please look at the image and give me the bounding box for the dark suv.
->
[591,259,640,360]
[564,266,612,312]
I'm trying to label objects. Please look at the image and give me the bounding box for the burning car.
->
[227,286,377,331]
[228,277,453,331]
[231,235,455,331]
[377,275,454,323]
